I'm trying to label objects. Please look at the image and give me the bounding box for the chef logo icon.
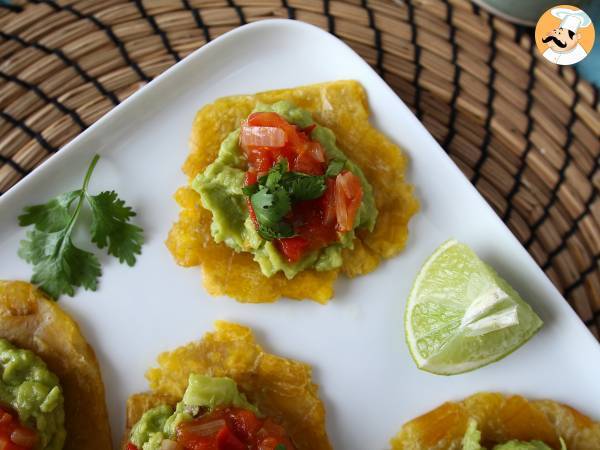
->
[535,5,595,66]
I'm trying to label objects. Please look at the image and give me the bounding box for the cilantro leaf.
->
[251,187,291,226]
[274,445,287,450]
[242,184,259,196]
[18,190,81,232]
[257,222,295,240]
[87,190,143,266]
[326,159,345,177]
[18,228,101,298]
[17,155,143,299]
[265,160,287,189]
[281,172,325,200]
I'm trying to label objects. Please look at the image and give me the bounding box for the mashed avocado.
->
[0,339,66,450]
[462,418,567,450]
[192,101,378,279]
[131,374,259,450]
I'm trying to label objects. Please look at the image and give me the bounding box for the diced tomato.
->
[334,171,363,232]
[227,409,262,442]
[274,146,297,167]
[255,420,295,450]
[176,415,225,449]
[321,178,336,226]
[247,112,296,137]
[276,236,310,263]
[0,436,19,450]
[9,429,37,449]
[126,444,139,450]
[244,171,257,187]
[0,407,38,450]
[257,436,294,450]
[291,200,337,251]
[247,148,275,174]
[292,143,325,175]
[215,426,245,450]
[173,407,295,450]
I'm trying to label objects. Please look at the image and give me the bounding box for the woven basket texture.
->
[0,0,598,338]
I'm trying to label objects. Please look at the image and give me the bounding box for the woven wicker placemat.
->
[1,0,598,338]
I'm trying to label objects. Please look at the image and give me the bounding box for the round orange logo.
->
[535,5,595,66]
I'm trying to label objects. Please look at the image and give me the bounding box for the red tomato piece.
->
[0,436,18,450]
[292,203,337,251]
[334,171,363,232]
[276,236,310,263]
[321,178,336,226]
[256,419,295,450]
[0,408,37,450]
[247,112,295,135]
[227,409,263,442]
[176,416,225,450]
[215,426,245,450]
[170,407,296,450]
[246,148,275,174]
[126,444,139,450]
[9,428,37,449]
[292,149,325,175]
[244,171,257,187]
[273,146,297,167]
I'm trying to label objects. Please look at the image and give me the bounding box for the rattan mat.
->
[0,0,599,339]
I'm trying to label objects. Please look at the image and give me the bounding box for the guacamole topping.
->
[462,418,567,450]
[192,101,377,279]
[130,374,260,449]
[0,339,66,450]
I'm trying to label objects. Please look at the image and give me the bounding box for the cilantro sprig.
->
[243,159,343,241]
[18,155,144,299]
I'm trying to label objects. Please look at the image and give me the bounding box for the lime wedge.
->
[405,240,543,375]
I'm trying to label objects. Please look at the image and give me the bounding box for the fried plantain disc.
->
[0,280,112,450]
[166,80,418,303]
[391,392,600,449]
[123,321,331,450]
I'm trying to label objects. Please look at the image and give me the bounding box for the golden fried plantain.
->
[166,80,419,303]
[124,321,332,450]
[0,280,112,450]
[391,392,600,449]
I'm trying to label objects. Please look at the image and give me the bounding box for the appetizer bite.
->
[0,280,112,450]
[167,81,418,302]
[391,392,600,449]
[123,321,331,450]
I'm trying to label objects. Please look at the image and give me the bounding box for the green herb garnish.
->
[244,160,327,240]
[18,154,144,299]
[274,445,287,450]
[251,187,291,227]
[280,172,326,200]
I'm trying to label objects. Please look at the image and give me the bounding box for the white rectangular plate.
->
[0,19,598,450]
